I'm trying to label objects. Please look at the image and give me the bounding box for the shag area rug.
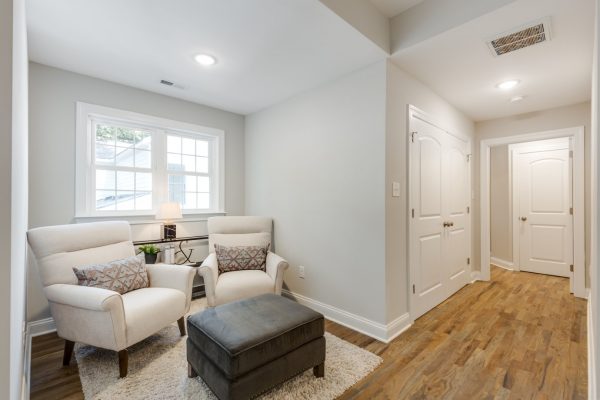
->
[76,298,382,399]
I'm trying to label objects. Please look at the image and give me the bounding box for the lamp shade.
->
[156,202,182,221]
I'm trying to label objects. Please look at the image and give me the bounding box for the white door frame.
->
[408,105,473,320]
[480,126,585,298]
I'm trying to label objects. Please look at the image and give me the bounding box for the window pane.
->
[184,175,197,192]
[96,170,115,190]
[135,149,151,169]
[167,153,182,170]
[196,140,209,157]
[115,147,134,167]
[183,192,197,209]
[116,191,135,210]
[196,156,208,173]
[135,191,152,210]
[198,193,210,209]
[182,137,195,155]
[168,175,185,204]
[134,131,152,149]
[182,155,195,172]
[95,144,115,165]
[96,190,116,210]
[115,127,138,147]
[136,172,152,191]
[96,124,115,144]
[167,135,181,153]
[117,171,135,191]
[197,176,209,192]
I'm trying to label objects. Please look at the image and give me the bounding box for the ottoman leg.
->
[188,362,198,378]
[313,362,325,378]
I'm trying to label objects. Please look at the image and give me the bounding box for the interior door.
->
[409,113,470,319]
[517,145,572,277]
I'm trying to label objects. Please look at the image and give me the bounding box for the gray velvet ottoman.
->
[186,293,326,400]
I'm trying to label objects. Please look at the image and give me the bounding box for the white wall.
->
[245,62,389,326]
[474,102,592,278]
[490,145,511,262]
[385,61,475,322]
[28,63,246,321]
[0,0,28,398]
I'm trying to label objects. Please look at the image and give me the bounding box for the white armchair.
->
[200,216,289,307]
[27,221,195,378]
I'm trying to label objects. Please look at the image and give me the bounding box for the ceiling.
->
[26,0,386,115]
[391,0,595,121]
[369,0,425,18]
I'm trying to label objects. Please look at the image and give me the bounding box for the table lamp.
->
[156,202,182,239]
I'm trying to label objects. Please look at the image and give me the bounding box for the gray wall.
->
[474,102,592,280]
[385,61,475,322]
[490,145,511,262]
[1,0,28,398]
[28,63,246,321]
[245,62,388,324]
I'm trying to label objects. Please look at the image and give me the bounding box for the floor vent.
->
[487,18,551,56]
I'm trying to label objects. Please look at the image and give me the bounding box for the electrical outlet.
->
[298,265,305,279]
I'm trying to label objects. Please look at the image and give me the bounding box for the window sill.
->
[74,211,227,225]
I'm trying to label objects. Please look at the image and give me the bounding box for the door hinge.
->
[466,154,471,162]
[412,208,415,218]
[466,206,470,214]
[411,131,418,143]
[467,257,470,265]
[570,207,573,215]
[570,264,574,272]
[412,284,415,294]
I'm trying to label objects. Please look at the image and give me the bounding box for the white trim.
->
[490,256,514,270]
[27,317,56,337]
[589,296,596,400]
[480,126,586,298]
[22,327,31,400]
[75,102,226,218]
[282,290,411,343]
[470,271,481,282]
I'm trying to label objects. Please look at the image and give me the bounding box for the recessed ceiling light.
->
[496,80,520,90]
[194,54,217,66]
[510,95,525,103]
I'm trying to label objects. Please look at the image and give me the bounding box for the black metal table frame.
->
[133,235,208,265]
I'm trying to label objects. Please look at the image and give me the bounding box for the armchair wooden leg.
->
[63,340,75,366]
[313,362,325,378]
[177,316,186,336]
[188,362,198,378]
[118,349,128,378]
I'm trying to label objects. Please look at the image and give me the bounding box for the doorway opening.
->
[480,127,585,298]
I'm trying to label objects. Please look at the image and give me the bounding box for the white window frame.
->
[75,102,225,217]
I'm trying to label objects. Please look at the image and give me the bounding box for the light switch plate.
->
[392,182,400,197]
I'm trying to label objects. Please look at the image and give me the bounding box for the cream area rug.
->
[75,298,382,399]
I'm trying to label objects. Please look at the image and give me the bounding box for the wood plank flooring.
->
[30,266,587,399]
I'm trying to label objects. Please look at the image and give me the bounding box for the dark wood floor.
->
[30,267,587,399]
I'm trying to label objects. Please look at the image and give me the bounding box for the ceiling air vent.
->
[487,18,551,56]
[159,79,185,90]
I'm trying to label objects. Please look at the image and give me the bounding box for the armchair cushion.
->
[209,232,270,253]
[73,253,148,295]
[214,244,269,274]
[215,270,275,306]
[122,287,186,346]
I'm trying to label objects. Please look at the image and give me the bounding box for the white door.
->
[516,142,573,277]
[409,113,470,319]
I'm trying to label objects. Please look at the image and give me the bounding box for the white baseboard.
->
[22,326,31,400]
[470,270,481,283]
[27,317,56,337]
[490,257,514,270]
[282,289,411,343]
[588,295,596,400]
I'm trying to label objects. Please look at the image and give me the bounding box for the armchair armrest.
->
[199,253,219,307]
[44,284,126,350]
[266,252,289,294]
[146,264,195,311]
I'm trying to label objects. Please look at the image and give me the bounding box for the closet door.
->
[409,111,471,320]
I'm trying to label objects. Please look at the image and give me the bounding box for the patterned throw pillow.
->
[73,253,149,295]
[214,244,269,274]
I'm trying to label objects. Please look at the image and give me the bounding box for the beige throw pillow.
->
[214,244,269,274]
[73,253,149,294]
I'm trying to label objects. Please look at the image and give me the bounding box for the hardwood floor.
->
[30,267,587,399]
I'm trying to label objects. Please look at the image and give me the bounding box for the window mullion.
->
[154,129,167,208]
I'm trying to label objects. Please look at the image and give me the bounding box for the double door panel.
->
[410,116,470,320]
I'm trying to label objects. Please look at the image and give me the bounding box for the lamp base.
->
[162,224,177,240]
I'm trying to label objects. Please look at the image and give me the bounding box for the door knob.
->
[520,217,527,222]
